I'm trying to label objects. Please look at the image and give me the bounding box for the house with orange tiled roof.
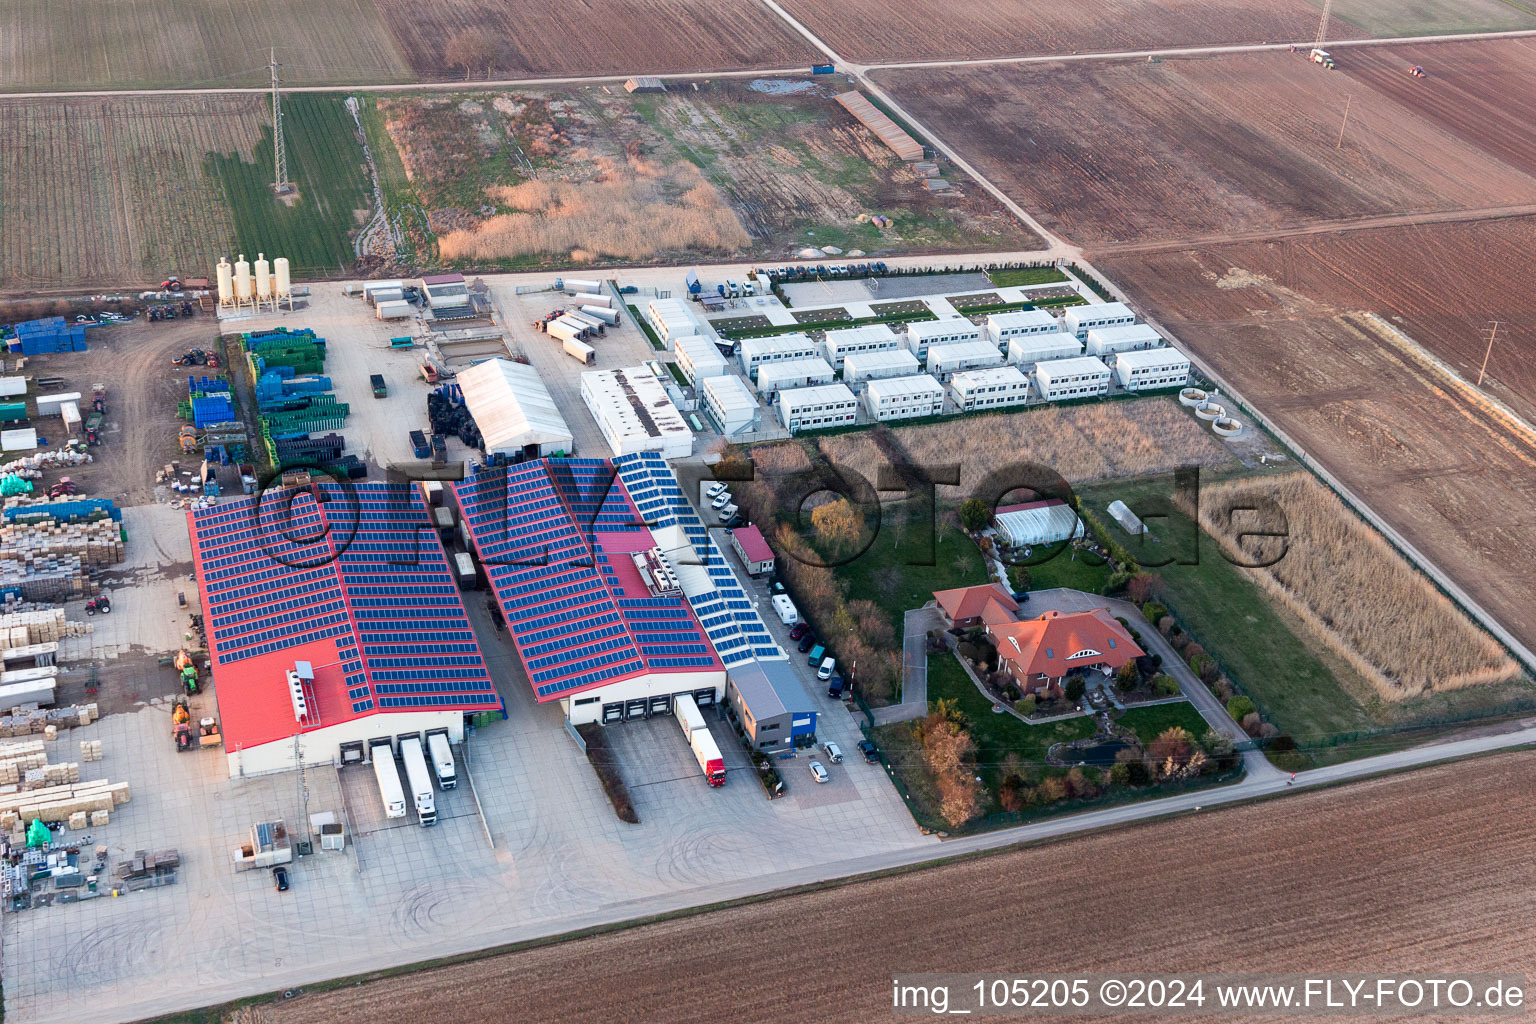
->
[933,583,1019,629]
[986,608,1143,696]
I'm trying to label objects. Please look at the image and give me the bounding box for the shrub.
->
[958,497,992,533]
[1241,711,1263,735]
[1183,642,1207,664]
[1108,762,1130,786]
[1170,632,1190,653]
[1116,661,1142,690]
[1065,676,1087,703]
[1014,696,1036,716]
[1102,570,1133,596]
[1157,615,1176,636]
[1269,734,1297,752]
[576,724,639,824]
[1152,673,1181,697]
[1196,658,1220,685]
[1141,601,1168,624]
[1226,695,1257,722]
[1125,573,1158,605]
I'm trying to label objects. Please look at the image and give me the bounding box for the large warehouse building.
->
[457,357,574,459]
[453,453,785,725]
[579,365,693,460]
[189,485,504,778]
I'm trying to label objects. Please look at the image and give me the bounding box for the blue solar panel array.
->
[456,458,720,699]
[191,484,502,717]
[614,452,785,668]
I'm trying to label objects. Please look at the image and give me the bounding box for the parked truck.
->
[559,277,602,293]
[370,373,387,398]
[690,728,726,787]
[370,740,407,819]
[563,338,596,365]
[398,735,437,826]
[425,728,457,789]
[674,693,708,736]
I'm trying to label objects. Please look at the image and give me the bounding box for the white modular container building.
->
[777,383,857,434]
[754,356,835,397]
[35,392,82,417]
[674,334,729,384]
[924,339,1004,379]
[1113,346,1191,391]
[701,374,758,435]
[645,297,699,347]
[842,348,920,384]
[820,323,902,370]
[949,365,1030,412]
[580,365,693,459]
[904,317,983,359]
[1032,355,1112,401]
[375,299,413,321]
[1063,301,1136,339]
[738,332,821,380]
[864,373,945,421]
[985,309,1060,349]
[1007,332,1083,369]
[1085,323,1164,360]
[457,357,574,458]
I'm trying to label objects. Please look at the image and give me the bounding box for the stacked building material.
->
[0,516,124,568]
[79,738,102,762]
[0,739,46,783]
[3,495,121,522]
[0,702,97,736]
[0,609,90,648]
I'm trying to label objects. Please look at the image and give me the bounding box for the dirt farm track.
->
[240,752,1536,1023]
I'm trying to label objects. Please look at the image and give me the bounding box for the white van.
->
[817,657,836,680]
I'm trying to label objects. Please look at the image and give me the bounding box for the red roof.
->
[421,273,465,285]
[732,524,774,564]
[990,608,1143,679]
[995,497,1069,516]
[210,639,353,751]
[933,583,1018,622]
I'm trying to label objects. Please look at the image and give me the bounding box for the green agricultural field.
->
[206,95,372,276]
[0,0,411,90]
[1326,0,1536,36]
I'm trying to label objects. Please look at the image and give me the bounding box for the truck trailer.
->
[563,338,596,365]
[375,300,412,321]
[398,735,437,826]
[568,292,610,308]
[690,728,726,786]
[674,693,708,736]
[560,278,603,293]
[370,740,407,819]
[426,728,457,789]
[580,305,620,325]
[453,550,479,589]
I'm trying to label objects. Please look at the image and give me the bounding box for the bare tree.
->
[445,29,499,81]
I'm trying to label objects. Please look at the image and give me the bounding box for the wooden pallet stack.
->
[0,739,46,784]
[0,779,130,841]
[0,517,124,569]
[0,702,98,736]
[0,609,91,649]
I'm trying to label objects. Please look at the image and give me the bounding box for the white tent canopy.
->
[993,499,1085,548]
[456,358,573,458]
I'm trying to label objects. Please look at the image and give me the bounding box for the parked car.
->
[808,760,829,784]
[710,491,733,510]
[817,657,836,681]
[798,634,817,653]
[857,739,879,763]
[788,622,809,641]
[706,482,728,500]
[721,513,745,528]
[821,740,844,763]
[770,580,787,596]
[272,866,290,892]
[715,504,738,521]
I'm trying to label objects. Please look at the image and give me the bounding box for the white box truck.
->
[425,728,457,789]
[370,740,407,819]
[771,593,798,625]
[398,735,437,826]
[376,300,412,320]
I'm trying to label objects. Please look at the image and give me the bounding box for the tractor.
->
[174,649,200,695]
[84,595,111,616]
[172,698,194,752]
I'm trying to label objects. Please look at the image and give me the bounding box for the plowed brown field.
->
[779,0,1340,64]
[375,0,818,79]
[1100,231,1536,657]
[248,752,1536,1024]
[876,45,1536,246]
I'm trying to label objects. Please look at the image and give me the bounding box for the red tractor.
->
[161,277,184,292]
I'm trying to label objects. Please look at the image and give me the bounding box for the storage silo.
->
[274,257,291,307]
[216,258,234,308]
[234,255,253,306]
[255,253,272,304]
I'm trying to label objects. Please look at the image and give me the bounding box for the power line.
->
[270,48,293,195]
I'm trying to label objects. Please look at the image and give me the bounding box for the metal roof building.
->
[579,365,693,460]
[777,382,857,433]
[755,356,835,397]
[843,348,920,384]
[1063,301,1136,339]
[949,365,1030,411]
[1113,346,1191,391]
[738,332,821,379]
[925,339,1004,379]
[700,374,757,435]
[821,323,902,370]
[645,298,698,346]
[1085,323,1164,360]
[985,309,1060,348]
[864,373,945,421]
[724,659,817,755]
[673,334,728,384]
[457,358,573,458]
[905,317,983,358]
[188,485,504,778]
[1032,355,1112,401]
[836,91,925,161]
[1006,332,1083,369]
[421,272,471,315]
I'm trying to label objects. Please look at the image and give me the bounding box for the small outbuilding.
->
[457,357,574,459]
[728,525,775,577]
[992,498,1084,548]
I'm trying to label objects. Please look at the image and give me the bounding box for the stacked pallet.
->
[0,609,90,648]
[0,702,98,736]
[0,516,124,568]
[79,738,102,762]
[0,778,130,837]
[0,738,46,783]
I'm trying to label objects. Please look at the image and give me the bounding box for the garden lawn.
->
[836,511,991,639]
[1116,701,1211,747]
[987,266,1068,288]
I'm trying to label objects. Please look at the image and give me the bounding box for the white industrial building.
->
[1063,301,1136,339]
[778,383,858,433]
[864,374,945,421]
[1032,355,1112,401]
[701,374,758,435]
[905,317,983,358]
[457,357,574,458]
[843,348,920,384]
[673,334,728,383]
[420,272,472,317]
[1114,347,1191,391]
[992,498,1085,548]
[949,365,1031,412]
[738,332,822,380]
[645,297,699,347]
[580,365,693,460]
[985,309,1060,348]
[1007,332,1083,369]
[925,339,1005,379]
[1085,323,1164,360]
[754,356,835,397]
[821,323,902,370]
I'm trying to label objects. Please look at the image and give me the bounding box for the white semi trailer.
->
[426,729,457,789]
[398,735,438,826]
[370,739,407,819]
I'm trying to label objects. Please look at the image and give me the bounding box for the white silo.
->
[274,257,292,308]
[255,253,272,306]
[216,257,234,308]
[234,254,253,306]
